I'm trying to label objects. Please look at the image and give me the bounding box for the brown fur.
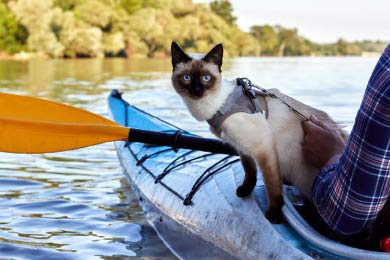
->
[236,153,257,197]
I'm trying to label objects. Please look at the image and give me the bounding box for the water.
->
[0,56,380,259]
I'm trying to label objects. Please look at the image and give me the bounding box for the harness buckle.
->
[237,78,257,99]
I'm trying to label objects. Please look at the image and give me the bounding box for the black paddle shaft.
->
[129,128,238,155]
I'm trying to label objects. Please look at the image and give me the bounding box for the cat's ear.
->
[202,43,223,72]
[171,42,191,69]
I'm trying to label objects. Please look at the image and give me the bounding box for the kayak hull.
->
[115,143,240,259]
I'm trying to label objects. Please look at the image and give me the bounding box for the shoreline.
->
[0,51,382,61]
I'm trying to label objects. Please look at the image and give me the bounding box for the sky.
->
[193,0,390,43]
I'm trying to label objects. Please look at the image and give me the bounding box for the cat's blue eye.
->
[203,75,211,82]
[183,74,191,81]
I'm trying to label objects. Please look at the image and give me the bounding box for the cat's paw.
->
[236,185,254,197]
[265,207,284,224]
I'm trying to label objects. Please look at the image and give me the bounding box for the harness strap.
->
[237,77,271,119]
[207,80,264,135]
[251,84,309,121]
[258,95,269,119]
[207,77,310,136]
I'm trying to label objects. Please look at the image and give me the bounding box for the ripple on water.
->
[0,178,44,190]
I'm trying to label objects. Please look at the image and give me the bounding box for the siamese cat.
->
[171,42,348,223]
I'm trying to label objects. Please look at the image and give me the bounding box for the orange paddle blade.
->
[0,92,117,125]
[0,92,129,153]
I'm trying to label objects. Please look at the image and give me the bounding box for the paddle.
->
[0,92,237,155]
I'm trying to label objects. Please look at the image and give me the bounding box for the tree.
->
[191,5,232,54]
[103,32,125,56]
[63,26,103,58]
[250,25,279,56]
[9,0,64,57]
[175,15,201,49]
[336,38,348,55]
[10,0,54,33]
[27,32,64,57]
[230,28,260,56]
[74,0,111,28]
[56,11,104,57]
[210,0,236,25]
[0,2,27,53]
[125,31,148,57]
[109,7,131,35]
[128,8,179,57]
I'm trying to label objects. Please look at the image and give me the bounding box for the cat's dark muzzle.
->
[189,87,204,98]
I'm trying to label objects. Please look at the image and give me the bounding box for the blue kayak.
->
[108,90,388,260]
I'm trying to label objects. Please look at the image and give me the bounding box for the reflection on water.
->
[0,56,380,259]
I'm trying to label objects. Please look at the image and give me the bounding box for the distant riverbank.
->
[0,51,45,61]
[0,50,383,61]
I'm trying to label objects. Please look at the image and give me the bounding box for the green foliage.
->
[27,31,64,57]
[120,0,141,14]
[0,2,27,53]
[53,0,79,11]
[74,0,111,28]
[10,0,54,33]
[250,25,279,55]
[128,8,179,57]
[56,11,104,58]
[63,26,103,58]
[10,0,64,57]
[171,0,195,17]
[231,28,260,56]
[103,32,125,56]
[358,40,387,53]
[277,27,312,56]
[142,0,174,9]
[125,30,148,56]
[312,39,386,56]
[250,25,384,57]
[210,0,236,25]
[0,0,387,58]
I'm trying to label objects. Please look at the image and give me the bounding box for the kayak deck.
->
[108,90,388,260]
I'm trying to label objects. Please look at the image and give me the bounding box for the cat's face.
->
[171,42,223,100]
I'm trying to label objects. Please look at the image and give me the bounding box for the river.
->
[0,56,379,259]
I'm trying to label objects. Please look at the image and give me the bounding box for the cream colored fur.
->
[221,96,317,199]
[266,96,318,198]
